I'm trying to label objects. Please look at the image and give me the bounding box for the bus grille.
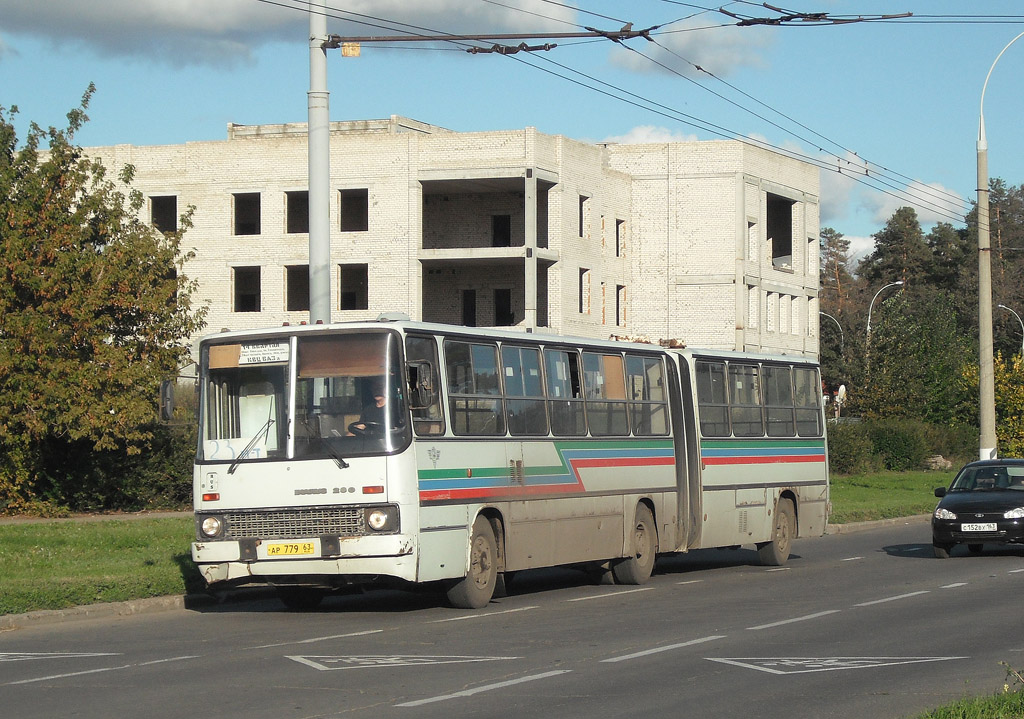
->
[223,508,364,539]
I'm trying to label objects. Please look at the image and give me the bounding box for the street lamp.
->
[998,304,1024,357]
[865,280,903,374]
[819,311,844,353]
[976,31,1024,460]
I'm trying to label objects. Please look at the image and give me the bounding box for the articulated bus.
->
[191,317,829,609]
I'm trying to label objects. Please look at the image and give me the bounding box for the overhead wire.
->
[256,0,1004,228]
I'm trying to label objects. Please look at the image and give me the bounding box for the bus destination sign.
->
[238,341,290,365]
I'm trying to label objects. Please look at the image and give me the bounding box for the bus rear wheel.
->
[446,516,498,609]
[757,498,795,566]
[612,504,658,585]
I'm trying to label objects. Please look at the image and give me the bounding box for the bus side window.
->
[405,335,445,436]
[445,340,505,436]
[729,363,764,437]
[625,354,668,436]
[695,361,729,437]
[544,348,586,436]
[502,345,548,436]
[793,367,823,437]
[583,352,629,436]
[763,365,795,437]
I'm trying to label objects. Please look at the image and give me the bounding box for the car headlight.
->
[200,515,224,538]
[1004,507,1024,519]
[934,508,957,520]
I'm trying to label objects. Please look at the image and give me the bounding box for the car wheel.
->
[968,543,983,554]
[933,542,952,559]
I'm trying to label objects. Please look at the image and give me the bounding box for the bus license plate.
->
[961,523,997,532]
[266,542,316,556]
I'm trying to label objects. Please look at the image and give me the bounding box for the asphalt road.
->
[3,517,1023,719]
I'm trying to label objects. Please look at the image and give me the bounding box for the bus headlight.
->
[200,515,224,538]
[365,506,398,533]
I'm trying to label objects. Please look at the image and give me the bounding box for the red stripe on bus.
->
[702,455,825,466]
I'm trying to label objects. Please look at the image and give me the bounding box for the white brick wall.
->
[82,118,820,358]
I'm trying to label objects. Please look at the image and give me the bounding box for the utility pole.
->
[308,0,332,325]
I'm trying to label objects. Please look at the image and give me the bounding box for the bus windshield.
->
[199,331,410,464]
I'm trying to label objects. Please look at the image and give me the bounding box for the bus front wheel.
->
[757,498,795,566]
[612,503,658,585]
[446,516,498,609]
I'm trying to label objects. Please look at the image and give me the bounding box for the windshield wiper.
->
[301,417,350,469]
[228,416,275,475]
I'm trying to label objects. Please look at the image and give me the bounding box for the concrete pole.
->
[524,170,538,331]
[308,1,332,324]
[975,30,1024,460]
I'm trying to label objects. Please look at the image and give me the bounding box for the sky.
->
[2,0,1024,261]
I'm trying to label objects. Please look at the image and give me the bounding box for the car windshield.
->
[949,465,1024,492]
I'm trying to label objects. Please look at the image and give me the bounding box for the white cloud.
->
[0,0,575,66]
[601,125,698,144]
[861,179,966,227]
[607,18,772,78]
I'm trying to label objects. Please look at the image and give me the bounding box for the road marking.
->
[747,610,840,631]
[841,556,863,561]
[431,606,538,622]
[567,587,653,602]
[765,567,791,572]
[941,583,968,589]
[602,635,726,663]
[707,656,967,675]
[676,579,703,585]
[395,670,571,707]
[1009,568,1024,574]
[854,591,929,607]
[247,629,383,650]
[289,655,518,671]
[0,652,119,663]
[5,655,197,686]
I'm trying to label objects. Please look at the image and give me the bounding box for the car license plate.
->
[266,542,316,556]
[961,523,997,532]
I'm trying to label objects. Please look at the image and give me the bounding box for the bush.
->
[827,421,881,475]
[867,418,929,471]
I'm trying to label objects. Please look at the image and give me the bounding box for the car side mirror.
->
[934,487,947,498]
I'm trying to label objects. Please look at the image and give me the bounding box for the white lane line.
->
[747,610,840,631]
[431,607,538,623]
[841,557,864,562]
[676,579,703,585]
[567,587,653,602]
[1009,568,1024,574]
[5,655,198,686]
[765,567,791,573]
[395,670,571,707]
[248,629,383,650]
[601,635,726,663]
[941,583,968,589]
[854,591,930,607]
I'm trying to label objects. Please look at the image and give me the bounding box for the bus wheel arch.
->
[757,494,797,566]
[612,500,659,585]
[446,512,500,609]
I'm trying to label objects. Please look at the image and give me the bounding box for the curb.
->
[825,514,931,535]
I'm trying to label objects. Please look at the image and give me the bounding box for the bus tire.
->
[446,516,498,609]
[612,503,658,585]
[757,498,795,566]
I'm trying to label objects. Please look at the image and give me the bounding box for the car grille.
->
[222,508,364,540]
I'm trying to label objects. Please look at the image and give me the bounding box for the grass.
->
[0,517,202,616]
[828,469,954,524]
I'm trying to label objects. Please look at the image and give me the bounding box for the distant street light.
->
[998,304,1024,357]
[819,311,844,353]
[865,280,904,374]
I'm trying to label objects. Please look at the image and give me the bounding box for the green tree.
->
[857,206,932,288]
[0,87,207,512]
[958,353,1024,457]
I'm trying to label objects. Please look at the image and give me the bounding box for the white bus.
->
[191,318,829,609]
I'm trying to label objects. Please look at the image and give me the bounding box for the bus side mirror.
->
[406,360,435,409]
[159,379,175,421]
